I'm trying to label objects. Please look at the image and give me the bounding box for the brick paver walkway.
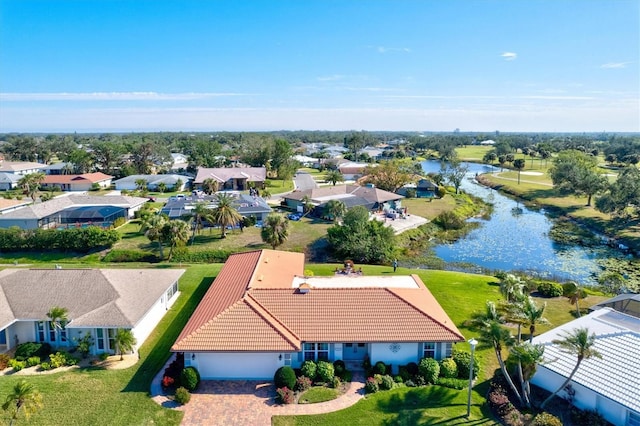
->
[151,357,366,425]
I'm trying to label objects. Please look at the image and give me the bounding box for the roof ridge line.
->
[245,250,266,291]
[244,293,301,349]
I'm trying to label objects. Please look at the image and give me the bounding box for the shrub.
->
[9,359,26,371]
[162,376,175,389]
[379,375,395,390]
[295,376,312,392]
[102,249,158,263]
[436,377,468,390]
[112,217,127,228]
[274,366,296,389]
[405,362,419,376]
[341,370,353,382]
[300,360,317,380]
[26,356,41,367]
[434,211,465,230]
[49,351,78,368]
[537,281,564,298]
[404,379,416,387]
[418,357,440,384]
[452,350,480,379]
[74,332,94,359]
[332,376,341,389]
[316,361,335,383]
[394,375,404,383]
[571,409,608,426]
[15,342,52,359]
[39,362,52,371]
[0,354,10,370]
[99,352,109,361]
[276,387,295,404]
[488,388,513,417]
[180,367,201,391]
[531,412,563,426]
[364,377,379,394]
[439,357,458,378]
[362,356,371,371]
[398,366,411,382]
[174,387,191,405]
[373,361,388,375]
[333,359,345,376]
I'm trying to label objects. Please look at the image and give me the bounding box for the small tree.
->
[2,380,43,426]
[325,169,344,186]
[513,159,526,184]
[324,199,347,222]
[261,213,289,249]
[46,306,69,331]
[563,282,587,317]
[210,193,242,238]
[202,178,218,195]
[113,328,137,361]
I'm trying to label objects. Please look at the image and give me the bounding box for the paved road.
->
[294,171,318,191]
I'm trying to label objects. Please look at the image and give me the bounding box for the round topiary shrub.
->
[274,366,296,389]
[439,357,458,378]
[180,367,201,391]
[405,362,419,376]
[379,375,395,390]
[531,412,563,426]
[174,386,191,405]
[537,281,564,298]
[418,357,440,384]
[316,361,335,383]
[374,361,387,375]
[333,359,345,376]
[452,351,480,379]
[300,360,317,380]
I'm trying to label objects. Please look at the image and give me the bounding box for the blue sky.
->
[0,0,638,132]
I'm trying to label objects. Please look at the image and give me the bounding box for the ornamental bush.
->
[39,362,51,371]
[537,281,564,298]
[180,367,201,391]
[9,359,26,371]
[174,387,191,405]
[405,362,419,376]
[452,350,480,379]
[531,412,563,426]
[333,359,345,376]
[49,351,78,368]
[26,356,41,367]
[439,357,458,378]
[0,354,9,370]
[15,342,52,359]
[379,375,395,390]
[276,387,295,404]
[364,377,379,394]
[295,376,312,392]
[316,361,335,383]
[274,366,296,389]
[418,358,440,384]
[373,361,388,375]
[300,360,317,380]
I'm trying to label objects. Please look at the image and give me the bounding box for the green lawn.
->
[454,146,493,161]
[298,387,339,404]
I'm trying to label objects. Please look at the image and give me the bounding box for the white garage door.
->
[196,353,280,379]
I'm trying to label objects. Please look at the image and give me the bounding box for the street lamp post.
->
[466,338,478,418]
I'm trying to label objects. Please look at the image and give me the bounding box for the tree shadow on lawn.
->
[121,276,215,394]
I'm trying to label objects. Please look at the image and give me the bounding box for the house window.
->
[423,342,436,359]
[36,322,45,342]
[48,322,56,341]
[444,343,452,358]
[166,281,178,301]
[284,353,292,366]
[303,343,329,361]
[97,329,105,350]
[107,329,116,352]
[60,326,67,343]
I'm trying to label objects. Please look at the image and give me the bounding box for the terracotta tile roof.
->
[172,250,463,353]
[42,172,113,184]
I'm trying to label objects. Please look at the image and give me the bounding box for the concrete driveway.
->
[294,171,318,191]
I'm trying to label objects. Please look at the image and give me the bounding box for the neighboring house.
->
[337,162,370,181]
[114,174,191,192]
[292,155,317,167]
[42,162,74,175]
[283,184,403,215]
[194,167,266,191]
[479,140,496,145]
[0,195,148,229]
[41,173,113,192]
[172,249,463,379]
[161,193,271,222]
[416,179,439,198]
[0,172,21,191]
[0,161,48,175]
[531,308,640,426]
[0,268,185,355]
[590,293,640,318]
[170,153,189,171]
[359,146,384,160]
[0,198,31,215]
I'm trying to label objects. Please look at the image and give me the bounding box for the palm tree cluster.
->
[17,172,45,201]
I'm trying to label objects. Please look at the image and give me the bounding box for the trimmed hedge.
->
[316,361,335,383]
[418,357,440,384]
[537,281,564,298]
[170,248,235,263]
[102,249,159,263]
[0,226,120,253]
[274,366,296,389]
[180,367,201,391]
[300,360,317,380]
[174,387,191,405]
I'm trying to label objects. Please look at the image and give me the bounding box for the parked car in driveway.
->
[287,213,302,221]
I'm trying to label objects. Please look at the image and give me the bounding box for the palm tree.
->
[513,159,526,184]
[300,195,314,217]
[211,193,242,238]
[156,182,167,193]
[261,213,289,249]
[521,297,548,343]
[191,202,212,243]
[499,274,525,303]
[17,173,45,201]
[2,380,43,426]
[46,306,69,331]
[324,199,347,222]
[140,214,168,259]
[509,342,545,407]
[541,327,602,409]
[134,178,147,191]
[161,219,190,260]
[113,328,137,361]
[564,282,587,317]
[325,169,344,186]
[202,178,219,195]
[260,187,272,199]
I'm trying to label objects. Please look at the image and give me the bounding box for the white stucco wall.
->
[369,343,420,373]
[132,287,178,348]
[192,352,282,379]
[9,322,35,349]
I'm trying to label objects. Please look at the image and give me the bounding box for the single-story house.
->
[161,193,271,222]
[41,172,114,192]
[170,153,189,171]
[531,308,640,426]
[292,155,318,167]
[42,162,73,175]
[359,146,384,160]
[172,249,463,379]
[0,161,48,175]
[283,184,403,215]
[194,167,266,191]
[0,172,21,191]
[337,162,370,180]
[0,268,185,355]
[0,195,148,229]
[113,174,191,192]
[416,179,439,198]
[589,293,640,318]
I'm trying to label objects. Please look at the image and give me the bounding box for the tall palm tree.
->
[2,380,43,426]
[46,306,69,331]
[300,195,314,217]
[261,213,289,249]
[521,297,549,343]
[17,173,45,201]
[510,342,545,407]
[191,202,212,243]
[324,199,347,223]
[210,193,241,238]
[134,178,147,191]
[140,214,168,259]
[564,282,587,318]
[499,274,525,303]
[202,178,219,195]
[541,327,602,409]
[161,219,190,260]
[113,328,137,361]
[325,169,344,186]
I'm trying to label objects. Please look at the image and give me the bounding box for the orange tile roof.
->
[42,172,113,184]
[172,250,463,353]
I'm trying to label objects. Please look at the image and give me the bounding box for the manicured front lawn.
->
[298,387,339,404]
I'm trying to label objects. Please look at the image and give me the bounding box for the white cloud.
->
[600,62,632,69]
[374,46,411,54]
[501,52,517,61]
[0,92,255,102]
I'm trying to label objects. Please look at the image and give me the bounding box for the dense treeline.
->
[0,226,120,253]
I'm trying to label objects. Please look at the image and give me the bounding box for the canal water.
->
[421,160,623,285]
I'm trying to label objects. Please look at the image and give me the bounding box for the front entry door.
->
[343,343,367,360]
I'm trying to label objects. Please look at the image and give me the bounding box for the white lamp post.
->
[466,338,478,418]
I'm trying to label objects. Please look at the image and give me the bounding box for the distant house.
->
[170,153,189,171]
[42,162,74,175]
[0,161,48,175]
[283,184,403,215]
[161,193,271,222]
[590,293,640,318]
[531,308,640,426]
[0,172,21,191]
[359,146,384,160]
[0,198,31,214]
[194,167,266,191]
[0,268,185,355]
[41,173,113,192]
[292,155,317,167]
[337,162,370,180]
[171,249,463,379]
[416,179,439,198]
[0,195,148,229]
[114,174,191,192]
[479,140,496,146]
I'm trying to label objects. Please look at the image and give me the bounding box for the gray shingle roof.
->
[113,174,192,186]
[0,195,148,220]
[194,167,266,184]
[532,308,640,413]
[0,268,185,329]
